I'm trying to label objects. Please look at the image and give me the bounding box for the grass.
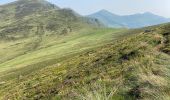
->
[0,23,170,100]
[1,1,170,100]
[72,83,119,100]
[0,27,125,80]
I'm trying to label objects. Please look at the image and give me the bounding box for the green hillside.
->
[0,0,170,100]
[0,28,125,79]
[0,0,100,40]
[0,0,104,76]
[0,21,170,100]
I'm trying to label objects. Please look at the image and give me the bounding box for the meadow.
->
[0,23,170,100]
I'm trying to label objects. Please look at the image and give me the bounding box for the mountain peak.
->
[11,0,59,18]
[97,9,115,15]
[99,9,109,13]
[94,9,120,17]
[143,12,155,15]
[5,0,59,9]
[17,0,58,6]
[17,0,48,3]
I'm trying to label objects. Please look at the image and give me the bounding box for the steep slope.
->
[88,10,170,28]
[0,0,104,73]
[0,23,170,100]
[0,0,100,40]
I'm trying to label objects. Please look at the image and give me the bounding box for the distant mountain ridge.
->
[87,10,124,28]
[88,10,170,28]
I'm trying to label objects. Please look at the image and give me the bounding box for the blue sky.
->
[0,0,170,18]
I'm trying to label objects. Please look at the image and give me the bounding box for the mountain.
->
[88,10,170,28]
[0,0,117,82]
[87,10,125,28]
[1,0,170,100]
[123,12,170,28]
[0,0,100,40]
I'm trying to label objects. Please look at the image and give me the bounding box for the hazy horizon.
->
[0,0,170,18]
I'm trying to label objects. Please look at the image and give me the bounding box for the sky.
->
[0,0,170,18]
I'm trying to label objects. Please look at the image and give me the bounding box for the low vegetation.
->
[0,23,170,100]
[0,0,170,100]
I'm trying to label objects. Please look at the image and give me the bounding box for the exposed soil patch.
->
[161,32,170,55]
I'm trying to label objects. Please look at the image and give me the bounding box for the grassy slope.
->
[0,23,170,100]
[0,0,101,41]
[0,0,104,80]
[0,28,125,80]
